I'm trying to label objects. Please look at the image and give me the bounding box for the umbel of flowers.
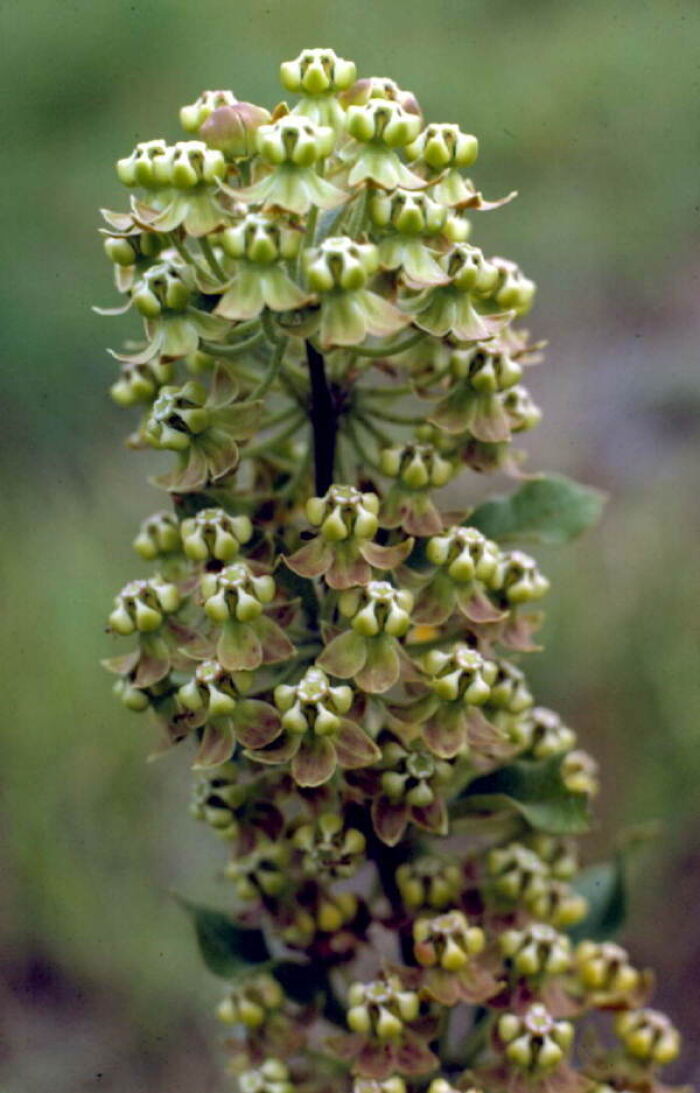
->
[98,47,683,1093]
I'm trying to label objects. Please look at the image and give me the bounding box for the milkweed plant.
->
[98,48,684,1093]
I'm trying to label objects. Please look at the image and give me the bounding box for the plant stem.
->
[198,235,226,282]
[306,340,337,495]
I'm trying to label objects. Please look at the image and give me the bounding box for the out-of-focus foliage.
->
[2,2,700,1091]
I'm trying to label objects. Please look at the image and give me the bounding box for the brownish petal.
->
[232,699,281,749]
[359,538,415,571]
[326,545,372,590]
[256,614,296,664]
[412,796,449,836]
[354,1040,396,1080]
[192,719,236,769]
[217,619,263,672]
[455,585,506,623]
[371,795,409,846]
[334,718,382,769]
[393,1034,438,1076]
[423,708,468,759]
[284,537,334,579]
[355,634,400,694]
[291,736,337,787]
[317,629,368,679]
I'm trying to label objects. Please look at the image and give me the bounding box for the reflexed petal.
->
[192,719,235,769]
[371,795,408,846]
[232,699,281,749]
[394,1034,439,1076]
[355,634,400,694]
[455,586,506,623]
[334,718,382,769]
[217,618,263,671]
[317,629,368,678]
[359,538,414,571]
[423,708,468,759]
[284,536,334,579]
[255,614,296,664]
[326,544,371,589]
[412,795,448,835]
[292,736,337,787]
[413,574,456,625]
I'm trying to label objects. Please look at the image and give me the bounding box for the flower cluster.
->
[97,48,682,1093]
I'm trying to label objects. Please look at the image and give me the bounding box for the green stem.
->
[360,402,426,426]
[352,328,426,359]
[249,335,287,400]
[200,330,264,358]
[242,413,306,459]
[198,235,227,282]
[168,232,209,279]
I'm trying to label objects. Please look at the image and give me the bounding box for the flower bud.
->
[306,484,380,541]
[406,123,478,170]
[426,526,501,585]
[503,385,542,432]
[528,880,588,928]
[108,576,180,635]
[498,1004,573,1073]
[224,840,290,900]
[305,236,379,292]
[347,99,422,148]
[190,763,247,836]
[339,581,413,638]
[487,843,550,905]
[145,382,211,452]
[221,212,302,264]
[561,749,599,796]
[379,740,452,807]
[347,975,420,1040]
[500,922,572,977]
[178,659,245,719]
[132,260,194,317]
[201,562,275,623]
[216,972,284,1028]
[151,140,226,188]
[446,244,499,294]
[199,100,272,158]
[423,644,496,705]
[488,662,533,713]
[179,89,238,132]
[523,833,578,880]
[492,257,536,314]
[413,910,484,971]
[499,550,550,605]
[238,1059,293,1093]
[511,707,577,759]
[379,443,454,490]
[133,511,181,561]
[341,76,421,118]
[256,115,335,166]
[116,139,169,188]
[291,812,366,877]
[280,48,356,95]
[110,358,174,408]
[369,189,447,236]
[396,856,462,911]
[576,940,641,1003]
[446,344,523,394]
[615,1009,681,1066]
[180,507,252,562]
[274,666,352,737]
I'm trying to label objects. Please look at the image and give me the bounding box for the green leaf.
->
[453,755,591,835]
[178,898,270,977]
[468,474,607,545]
[568,858,626,943]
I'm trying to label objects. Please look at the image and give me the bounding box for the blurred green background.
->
[2,1,700,1089]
